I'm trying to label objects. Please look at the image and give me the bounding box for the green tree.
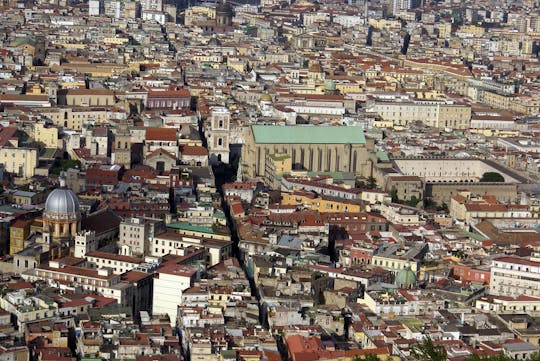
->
[50,159,81,175]
[479,172,504,182]
[410,337,446,361]
[405,195,420,207]
[367,176,377,189]
[390,189,399,203]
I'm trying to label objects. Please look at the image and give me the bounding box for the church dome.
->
[395,266,417,289]
[260,93,272,102]
[45,187,80,217]
[325,80,336,90]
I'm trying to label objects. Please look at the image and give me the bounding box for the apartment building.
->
[490,257,540,298]
[119,217,166,256]
[366,94,471,129]
[85,251,144,274]
[149,230,232,267]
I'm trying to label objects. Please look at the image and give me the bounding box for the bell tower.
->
[207,107,230,165]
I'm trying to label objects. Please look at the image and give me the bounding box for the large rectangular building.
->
[490,257,540,298]
[366,96,471,129]
[241,125,373,180]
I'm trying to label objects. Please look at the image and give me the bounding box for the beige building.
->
[0,147,38,178]
[33,122,60,149]
[184,6,216,26]
[112,123,132,169]
[119,217,165,256]
[366,97,471,129]
[57,88,116,107]
[385,175,422,202]
[241,125,373,180]
[42,107,109,130]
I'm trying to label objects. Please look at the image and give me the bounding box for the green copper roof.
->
[376,151,390,162]
[251,125,365,144]
[167,222,214,234]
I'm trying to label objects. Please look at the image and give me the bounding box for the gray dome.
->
[45,188,80,216]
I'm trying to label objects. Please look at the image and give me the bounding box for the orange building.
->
[452,264,491,284]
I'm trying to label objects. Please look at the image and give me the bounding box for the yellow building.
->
[360,190,391,205]
[34,123,60,149]
[335,81,362,95]
[281,191,363,213]
[268,153,292,174]
[51,63,131,77]
[481,91,514,110]
[0,147,38,178]
[208,288,231,310]
[368,18,401,30]
[10,219,31,255]
[436,23,452,38]
[102,37,130,45]
[371,255,419,273]
[42,107,109,130]
[226,57,246,73]
[11,190,44,205]
[458,24,485,36]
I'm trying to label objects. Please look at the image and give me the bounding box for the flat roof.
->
[251,125,365,144]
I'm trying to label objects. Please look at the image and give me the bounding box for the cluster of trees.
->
[479,172,505,182]
[352,338,540,361]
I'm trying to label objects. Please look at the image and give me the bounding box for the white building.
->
[142,10,166,24]
[490,256,540,298]
[141,0,162,11]
[152,263,197,324]
[89,0,101,15]
[149,231,232,267]
[103,0,122,18]
[85,251,144,274]
[74,230,98,258]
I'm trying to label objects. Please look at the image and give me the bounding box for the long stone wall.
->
[425,182,518,205]
[393,158,525,183]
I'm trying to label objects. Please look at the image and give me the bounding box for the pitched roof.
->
[146,148,177,160]
[146,128,177,141]
[181,145,208,156]
[251,125,365,144]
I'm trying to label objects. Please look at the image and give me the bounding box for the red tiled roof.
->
[146,128,177,141]
[0,126,17,147]
[147,89,190,98]
[146,147,177,160]
[181,145,208,156]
